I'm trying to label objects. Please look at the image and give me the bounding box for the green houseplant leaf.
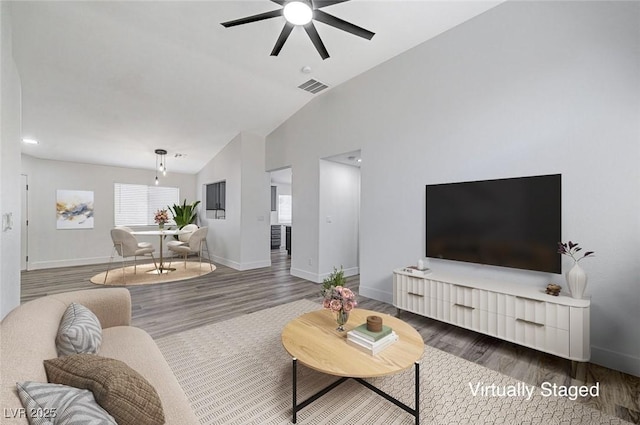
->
[168,199,201,229]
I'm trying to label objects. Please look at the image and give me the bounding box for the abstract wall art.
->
[56,189,94,229]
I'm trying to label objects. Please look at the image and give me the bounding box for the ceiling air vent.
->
[298,79,329,94]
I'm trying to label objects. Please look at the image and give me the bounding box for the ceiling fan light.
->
[283,1,312,26]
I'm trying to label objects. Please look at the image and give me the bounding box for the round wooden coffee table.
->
[282,308,424,423]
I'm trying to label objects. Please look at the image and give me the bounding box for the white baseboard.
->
[237,259,271,271]
[591,345,640,377]
[359,286,393,304]
[210,255,271,271]
[291,267,322,283]
[291,266,361,284]
[29,256,111,270]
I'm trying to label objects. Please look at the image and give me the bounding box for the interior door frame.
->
[21,173,28,270]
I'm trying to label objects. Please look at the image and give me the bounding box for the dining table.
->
[131,228,186,274]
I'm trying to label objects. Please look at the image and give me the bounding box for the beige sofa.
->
[0,288,199,424]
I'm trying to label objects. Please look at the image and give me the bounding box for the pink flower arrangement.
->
[154,209,170,225]
[322,285,357,313]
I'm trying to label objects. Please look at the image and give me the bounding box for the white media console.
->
[393,268,590,362]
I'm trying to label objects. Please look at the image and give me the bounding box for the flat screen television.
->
[425,174,561,274]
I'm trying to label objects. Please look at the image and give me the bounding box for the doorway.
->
[269,168,292,255]
[319,150,361,278]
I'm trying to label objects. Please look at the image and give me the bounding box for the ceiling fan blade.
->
[221,9,283,28]
[270,0,286,5]
[313,9,374,40]
[313,0,351,8]
[271,22,295,56]
[304,22,330,60]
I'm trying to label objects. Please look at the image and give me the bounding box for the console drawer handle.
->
[408,292,424,298]
[516,318,545,327]
[453,303,475,310]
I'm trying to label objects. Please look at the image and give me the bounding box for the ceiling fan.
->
[221,0,375,60]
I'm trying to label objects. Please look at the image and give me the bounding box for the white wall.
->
[0,2,23,318]
[21,155,196,269]
[318,160,360,280]
[239,132,271,269]
[266,1,640,376]
[198,133,242,265]
[197,132,270,270]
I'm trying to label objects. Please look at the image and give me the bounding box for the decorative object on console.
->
[402,265,431,277]
[558,241,594,299]
[545,283,562,296]
[417,257,430,271]
[321,267,357,332]
[154,209,169,230]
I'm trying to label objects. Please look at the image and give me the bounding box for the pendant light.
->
[155,149,168,185]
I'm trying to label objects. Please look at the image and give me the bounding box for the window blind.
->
[114,183,179,226]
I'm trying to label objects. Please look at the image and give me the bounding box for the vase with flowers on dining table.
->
[154,209,169,230]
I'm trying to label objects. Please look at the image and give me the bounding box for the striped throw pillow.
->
[56,303,102,357]
[16,381,117,425]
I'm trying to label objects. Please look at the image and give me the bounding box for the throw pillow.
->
[44,354,165,425]
[56,303,102,356]
[16,381,117,425]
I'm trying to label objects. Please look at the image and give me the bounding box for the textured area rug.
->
[90,261,215,286]
[156,300,627,425]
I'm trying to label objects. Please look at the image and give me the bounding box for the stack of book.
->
[402,266,431,277]
[346,323,398,355]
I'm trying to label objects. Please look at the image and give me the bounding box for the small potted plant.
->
[321,267,357,331]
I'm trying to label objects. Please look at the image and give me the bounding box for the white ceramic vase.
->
[566,262,587,299]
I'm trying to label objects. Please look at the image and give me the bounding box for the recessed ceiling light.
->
[22,138,39,145]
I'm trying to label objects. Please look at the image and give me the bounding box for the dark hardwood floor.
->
[20,251,639,423]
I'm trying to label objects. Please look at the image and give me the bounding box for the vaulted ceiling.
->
[11,1,501,174]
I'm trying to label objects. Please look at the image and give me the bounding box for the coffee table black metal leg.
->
[292,357,350,423]
[353,361,420,424]
[292,358,298,423]
[291,359,419,424]
[415,361,420,425]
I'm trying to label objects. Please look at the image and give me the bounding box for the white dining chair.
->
[115,225,152,249]
[104,228,158,284]
[168,226,212,271]
[166,223,199,250]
